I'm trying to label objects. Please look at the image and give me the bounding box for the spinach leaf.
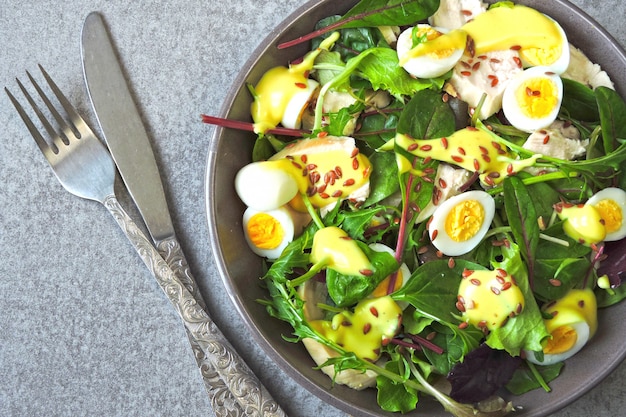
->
[421,323,482,375]
[596,86,626,154]
[397,88,456,138]
[356,102,402,149]
[516,171,560,220]
[313,15,386,60]
[560,78,599,122]
[503,176,539,288]
[393,259,486,354]
[326,241,399,307]
[363,151,400,206]
[506,362,564,395]
[338,205,393,241]
[534,257,591,301]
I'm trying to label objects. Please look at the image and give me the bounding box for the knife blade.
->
[80,12,274,417]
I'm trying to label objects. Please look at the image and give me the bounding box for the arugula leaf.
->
[503,176,539,289]
[356,47,438,98]
[313,47,434,129]
[377,355,418,413]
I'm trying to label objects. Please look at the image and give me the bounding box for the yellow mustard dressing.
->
[250,32,339,134]
[269,136,372,209]
[403,5,563,67]
[310,296,402,361]
[555,203,606,246]
[542,288,598,351]
[310,226,372,276]
[458,268,525,331]
[250,66,312,134]
[394,127,538,186]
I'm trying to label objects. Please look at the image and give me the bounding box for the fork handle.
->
[102,194,287,417]
[157,237,245,417]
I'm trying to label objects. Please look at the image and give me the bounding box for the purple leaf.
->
[447,343,522,403]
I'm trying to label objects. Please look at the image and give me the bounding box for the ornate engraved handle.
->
[157,237,245,417]
[103,195,287,417]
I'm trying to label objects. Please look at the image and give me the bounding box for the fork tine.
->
[38,64,92,138]
[26,69,74,147]
[4,85,57,158]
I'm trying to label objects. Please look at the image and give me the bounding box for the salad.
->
[204,0,626,415]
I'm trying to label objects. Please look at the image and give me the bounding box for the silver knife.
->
[80,12,285,417]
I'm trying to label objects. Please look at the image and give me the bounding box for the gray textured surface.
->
[1,1,625,416]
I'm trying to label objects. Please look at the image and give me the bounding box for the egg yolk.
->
[246,213,285,249]
[543,325,577,354]
[371,270,404,298]
[445,199,485,242]
[593,198,623,235]
[515,77,559,119]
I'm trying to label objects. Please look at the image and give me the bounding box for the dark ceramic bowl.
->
[205,1,626,415]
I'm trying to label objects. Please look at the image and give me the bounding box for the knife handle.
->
[103,195,287,417]
[157,237,246,417]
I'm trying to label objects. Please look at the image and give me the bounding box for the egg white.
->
[235,161,299,211]
[281,78,319,129]
[525,320,590,366]
[242,206,296,260]
[396,24,464,79]
[586,187,626,241]
[502,66,563,133]
[428,190,495,256]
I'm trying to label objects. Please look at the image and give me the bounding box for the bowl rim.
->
[205,1,626,415]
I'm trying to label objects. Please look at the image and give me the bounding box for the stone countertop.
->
[1,1,625,416]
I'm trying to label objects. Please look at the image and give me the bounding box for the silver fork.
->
[5,65,287,417]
